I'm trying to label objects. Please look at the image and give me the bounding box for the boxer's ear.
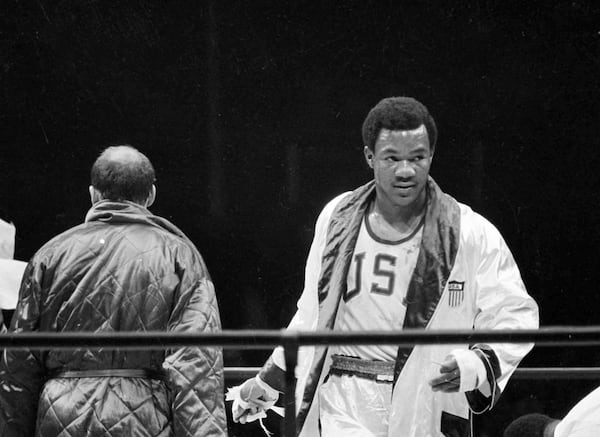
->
[364,146,374,168]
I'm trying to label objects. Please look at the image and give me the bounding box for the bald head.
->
[102,145,146,163]
[90,145,156,205]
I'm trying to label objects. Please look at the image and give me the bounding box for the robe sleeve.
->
[259,193,349,392]
[467,216,539,413]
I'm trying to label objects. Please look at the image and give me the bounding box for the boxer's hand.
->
[429,357,461,393]
[231,377,278,423]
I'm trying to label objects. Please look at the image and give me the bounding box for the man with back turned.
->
[0,145,227,437]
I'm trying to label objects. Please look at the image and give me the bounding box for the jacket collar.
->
[85,200,189,241]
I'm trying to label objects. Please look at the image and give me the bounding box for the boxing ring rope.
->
[1,326,599,437]
[223,366,600,380]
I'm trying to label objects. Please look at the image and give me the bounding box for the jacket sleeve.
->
[0,260,46,437]
[467,216,539,413]
[163,244,227,437]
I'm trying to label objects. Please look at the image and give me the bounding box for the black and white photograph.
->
[1,1,599,436]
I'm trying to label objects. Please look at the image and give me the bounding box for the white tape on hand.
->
[448,349,487,392]
[227,386,274,436]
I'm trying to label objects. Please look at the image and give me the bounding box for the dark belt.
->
[329,355,395,384]
[50,369,165,380]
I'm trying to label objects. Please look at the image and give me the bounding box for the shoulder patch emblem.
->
[448,280,465,307]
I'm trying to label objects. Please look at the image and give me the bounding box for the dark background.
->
[1,1,599,435]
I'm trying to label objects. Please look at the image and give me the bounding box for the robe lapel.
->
[394,178,461,381]
[297,181,375,431]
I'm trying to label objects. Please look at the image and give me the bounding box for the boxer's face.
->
[365,125,432,213]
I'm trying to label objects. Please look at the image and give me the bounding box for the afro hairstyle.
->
[361,96,437,152]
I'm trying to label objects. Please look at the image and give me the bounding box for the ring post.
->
[282,331,299,437]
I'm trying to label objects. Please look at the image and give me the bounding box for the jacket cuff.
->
[258,355,287,393]
[465,345,502,414]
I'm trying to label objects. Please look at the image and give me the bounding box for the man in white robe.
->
[231,96,539,437]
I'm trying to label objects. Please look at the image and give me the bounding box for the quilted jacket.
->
[0,201,228,437]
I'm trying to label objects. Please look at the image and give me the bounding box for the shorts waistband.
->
[50,369,164,380]
[329,355,395,383]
